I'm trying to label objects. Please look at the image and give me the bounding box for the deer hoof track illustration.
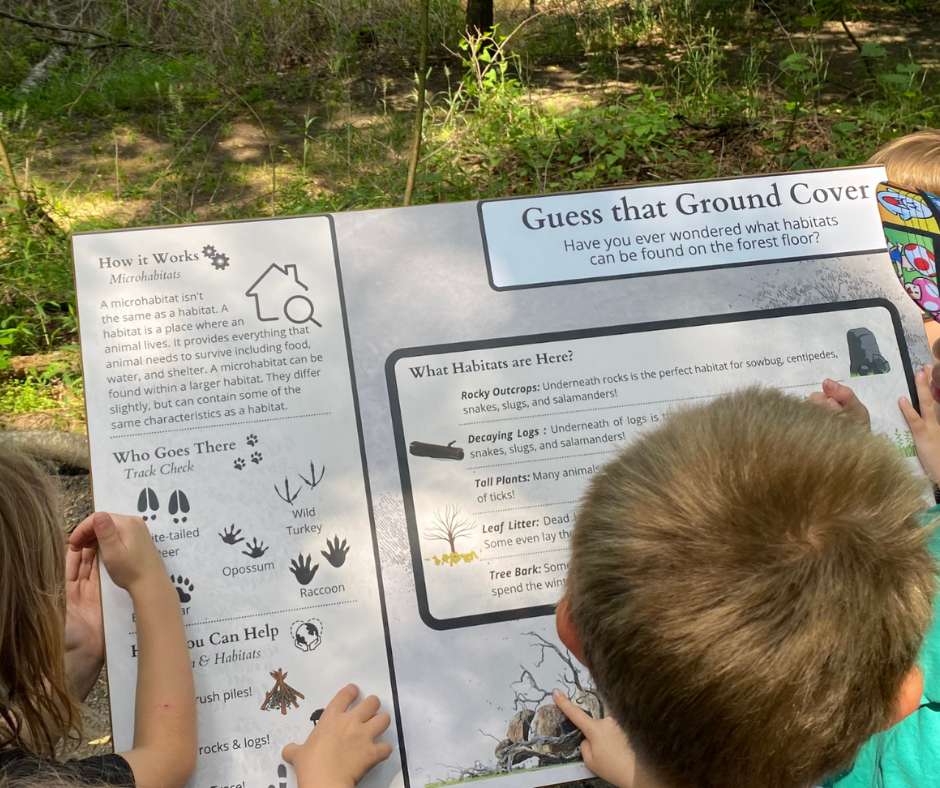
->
[233,457,246,470]
[136,487,159,522]
[289,553,319,585]
[168,489,190,523]
[172,575,195,603]
[320,535,349,568]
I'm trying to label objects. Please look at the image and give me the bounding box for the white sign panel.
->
[479,167,888,289]
[71,167,929,788]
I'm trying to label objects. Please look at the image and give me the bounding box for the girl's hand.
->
[900,365,940,483]
[282,684,392,788]
[807,378,871,429]
[64,544,104,700]
[69,512,167,596]
[554,690,636,788]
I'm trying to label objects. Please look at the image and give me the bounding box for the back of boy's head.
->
[567,388,936,788]
[0,448,78,756]
[868,129,940,192]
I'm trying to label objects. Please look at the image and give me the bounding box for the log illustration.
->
[409,440,465,461]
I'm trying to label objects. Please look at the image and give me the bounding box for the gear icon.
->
[202,244,217,258]
[211,253,230,270]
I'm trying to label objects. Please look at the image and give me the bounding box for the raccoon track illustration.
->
[171,575,195,604]
[136,487,159,522]
[250,451,263,464]
[168,490,190,524]
[246,433,259,447]
[233,457,246,470]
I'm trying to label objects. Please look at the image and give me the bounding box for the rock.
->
[846,327,890,376]
[570,690,602,720]
[530,703,576,739]
[506,708,534,742]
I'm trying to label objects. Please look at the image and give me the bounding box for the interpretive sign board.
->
[72,166,930,788]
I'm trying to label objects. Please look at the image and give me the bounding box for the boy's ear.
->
[555,595,586,665]
[885,665,924,730]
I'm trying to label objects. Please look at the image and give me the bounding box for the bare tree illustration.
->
[424,504,474,553]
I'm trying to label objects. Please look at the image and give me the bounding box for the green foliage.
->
[0,0,938,427]
[0,210,76,355]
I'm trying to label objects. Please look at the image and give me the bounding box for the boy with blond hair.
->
[553,371,940,787]
[869,129,940,360]
[868,129,940,194]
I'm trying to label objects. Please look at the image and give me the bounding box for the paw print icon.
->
[246,434,259,447]
[250,451,263,464]
[233,457,246,470]
[171,575,195,604]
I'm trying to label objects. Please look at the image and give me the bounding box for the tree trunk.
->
[466,0,494,33]
[447,535,457,553]
[403,0,430,206]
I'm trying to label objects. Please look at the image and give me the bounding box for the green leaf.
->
[832,121,858,135]
[779,52,810,73]
[861,42,887,59]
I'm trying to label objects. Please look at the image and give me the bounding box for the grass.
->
[0,1,938,428]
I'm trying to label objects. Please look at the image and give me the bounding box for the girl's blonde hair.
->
[0,447,80,756]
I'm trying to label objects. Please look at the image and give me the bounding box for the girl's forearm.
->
[128,576,197,780]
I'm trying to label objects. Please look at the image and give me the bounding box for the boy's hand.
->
[807,378,870,429]
[900,365,940,483]
[282,684,392,788]
[69,512,167,596]
[553,690,635,788]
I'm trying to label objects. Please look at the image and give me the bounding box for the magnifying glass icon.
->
[283,295,322,327]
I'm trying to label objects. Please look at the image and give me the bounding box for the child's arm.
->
[900,364,940,483]
[553,690,636,788]
[69,512,197,788]
[281,683,392,788]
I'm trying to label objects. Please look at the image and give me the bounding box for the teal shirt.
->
[824,506,940,787]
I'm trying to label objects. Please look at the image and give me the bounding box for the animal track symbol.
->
[171,575,195,604]
[233,457,246,470]
[246,434,259,447]
[250,451,263,464]
[289,554,319,586]
[136,488,159,522]
[242,538,269,559]
[267,763,288,788]
[219,524,244,545]
[321,535,349,568]
[168,490,190,524]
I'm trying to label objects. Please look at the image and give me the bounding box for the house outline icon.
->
[244,263,322,326]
